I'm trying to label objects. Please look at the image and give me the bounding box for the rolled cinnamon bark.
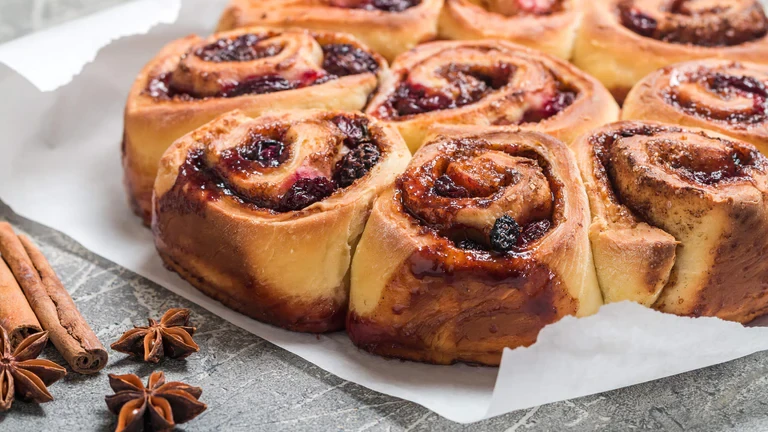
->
[0,223,107,374]
[0,256,42,348]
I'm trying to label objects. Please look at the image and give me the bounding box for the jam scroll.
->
[122,27,387,224]
[623,59,768,155]
[365,40,618,153]
[347,126,602,365]
[217,0,444,61]
[573,0,768,102]
[152,110,410,333]
[439,0,584,59]
[574,121,768,322]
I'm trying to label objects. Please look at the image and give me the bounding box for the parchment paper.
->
[1,0,767,423]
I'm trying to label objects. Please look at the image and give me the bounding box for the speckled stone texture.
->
[2,1,768,430]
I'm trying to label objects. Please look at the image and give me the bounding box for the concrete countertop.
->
[1,1,768,431]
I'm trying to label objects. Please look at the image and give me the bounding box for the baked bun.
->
[573,0,768,102]
[347,125,602,365]
[217,0,443,61]
[574,121,768,323]
[366,40,618,153]
[439,0,584,59]
[623,59,768,155]
[152,110,410,332]
[123,27,387,224]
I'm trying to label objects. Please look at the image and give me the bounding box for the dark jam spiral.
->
[195,34,283,62]
[169,116,382,213]
[618,0,768,46]
[377,62,577,122]
[144,35,379,100]
[379,63,515,117]
[397,139,555,254]
[663,66,768,124]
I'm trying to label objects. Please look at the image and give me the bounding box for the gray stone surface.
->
[2,1,768,431]
[1,202,768,432]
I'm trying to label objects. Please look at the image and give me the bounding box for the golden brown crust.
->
[217,0,443,61]
[438,0,583,59]
[365,40,619,153]
[623,59,768,155]
[123,27,387,224]
[152,110,411,332]
[573,0,768,102]
[347,126,602,365]
[574,121,768,322]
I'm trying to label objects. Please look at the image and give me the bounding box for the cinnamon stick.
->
[0,222,107,374]
[0,256,42,348]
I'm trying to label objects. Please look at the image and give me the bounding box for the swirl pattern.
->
[123,27,386,224]
[624,60,768,154]
[366,40,618,152]
[438,0,583,59]
[573,0,768,102]
[347,126,601,365]
[217,0,444,61]
[152,110,410,332]
[574,121,768,322]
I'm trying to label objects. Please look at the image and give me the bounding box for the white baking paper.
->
[1,0,768,424]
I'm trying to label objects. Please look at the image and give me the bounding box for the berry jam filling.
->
[664,71,768,124]
[666,147,756,186]
[454,217,551,252]
[380,64,513,118]
[329,0,421,12]
[335,143,381,187]
[331,115,372,148]
[330,116,381,187]
[195,34,282,62]
[278,177,338,211]
[521,89,577,123]
[322,44,379,77]
[172,150,343,213]
[220,132,288,173]
[218,75,300,98]
[618,0,768,46]
[620,7,658,38]
[433,175,469,198]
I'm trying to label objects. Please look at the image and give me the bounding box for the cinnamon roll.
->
[123,27,387,224]
[623,60,768,155]
[574,121,768,322]
[216,0,443,61]
[438,0,584,59]
[573,0,768,102]
[347,126,602,365]
[365,40,619,153]
[152,110,410,332]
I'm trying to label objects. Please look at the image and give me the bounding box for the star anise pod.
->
[0,326,67,411]
[105,371,207,432]
[111,308,199,363]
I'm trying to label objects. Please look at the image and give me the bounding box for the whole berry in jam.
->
[433,175,469,198]
[279,177,337,211]
[335,143,381,187]
[240,138,286,167]
[490,215,521,252]
[322,44,379,77]
[332,116,371,148]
